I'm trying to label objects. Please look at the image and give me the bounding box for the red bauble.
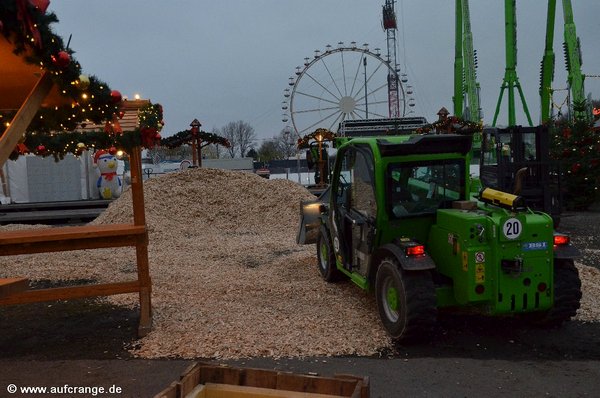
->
[36,145,46,154]
[118,111,125,119]
[108,146,118,155]
[29,0,50,13]
[571,163,582,173]
[154,133,161,140]
[110,90,122,104]
[52,51,71,68]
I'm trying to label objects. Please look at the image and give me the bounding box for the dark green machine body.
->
[298,133,581,341]
[428,208,554,313]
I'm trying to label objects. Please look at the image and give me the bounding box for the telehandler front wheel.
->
[375,258,437,342]
[317,228,341,282]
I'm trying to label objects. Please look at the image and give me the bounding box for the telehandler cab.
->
[297,133,581,342]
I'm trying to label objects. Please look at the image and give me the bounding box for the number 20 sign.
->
[502,218,522,240]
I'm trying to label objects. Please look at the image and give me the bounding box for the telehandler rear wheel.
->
[375,258,437,342]
[528,259,582,327]
[317,228,341,282]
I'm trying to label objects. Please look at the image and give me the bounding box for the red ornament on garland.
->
[110,90,122,104]
[29,0,50,13]
[104,120,112,134]
[108,146,118,155]
[51,51,71,68]
[571,163,582,173]
[118,111,125,119]
[36,145,46,155]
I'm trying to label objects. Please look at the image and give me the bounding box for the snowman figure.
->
[94,149,122,199]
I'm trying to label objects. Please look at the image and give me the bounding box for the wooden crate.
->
[154,363,369,398]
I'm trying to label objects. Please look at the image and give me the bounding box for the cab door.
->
[331,145,377,277]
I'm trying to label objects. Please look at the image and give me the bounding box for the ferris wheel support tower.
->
[383,0,401,118]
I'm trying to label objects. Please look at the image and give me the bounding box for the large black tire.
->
[528,259,582,327]
[375,258,437,342]
[317,228,342,282]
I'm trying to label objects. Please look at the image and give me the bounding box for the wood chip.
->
[1,167,598,359]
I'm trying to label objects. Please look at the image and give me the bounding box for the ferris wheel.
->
[282,42,413,137]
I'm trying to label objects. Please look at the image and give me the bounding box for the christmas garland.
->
[161,129,230,149]
[12,102,164,161]
[0,0,155,157]
[415,116,483,135]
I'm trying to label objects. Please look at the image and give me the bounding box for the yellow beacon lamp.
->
[479,188,526,211]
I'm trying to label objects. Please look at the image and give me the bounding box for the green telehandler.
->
[297,133,581,342]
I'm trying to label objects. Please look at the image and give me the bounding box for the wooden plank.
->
[152,381,179,398]
[179,364,202,398]
[0,224,146,244]
[333,375,370,398]
[198,366,243,386]
[0,277,29,299]
[243,368,278,390]
[198,383,344,398]
[174,365,368,398]
[275,372,364,396]
[0,71,54,168]
[0,224,147,256]
[0,280,140,305]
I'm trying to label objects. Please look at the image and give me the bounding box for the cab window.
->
[335,146,376,218]
[388,160,465,218]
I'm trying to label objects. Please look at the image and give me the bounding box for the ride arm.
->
[540,0,556,123]
[562,0,586,119]
[462,0,480,122]
[453,0,464,118]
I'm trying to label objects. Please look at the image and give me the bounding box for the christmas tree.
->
[550,100,600,210]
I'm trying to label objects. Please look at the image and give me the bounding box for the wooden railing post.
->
[128,146,152,335]
[129,146,146,226]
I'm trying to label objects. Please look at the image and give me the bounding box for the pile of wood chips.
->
[1,167,599,359]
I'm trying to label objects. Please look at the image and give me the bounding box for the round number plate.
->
[502,218,523,240]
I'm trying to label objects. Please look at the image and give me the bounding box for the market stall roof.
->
[76,99,150,133]
[0,1,121,166]
[0,34,72,111]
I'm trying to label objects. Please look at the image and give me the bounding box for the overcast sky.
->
[48,1,600,143]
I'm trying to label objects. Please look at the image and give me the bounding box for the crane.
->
[383,0,401,118]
